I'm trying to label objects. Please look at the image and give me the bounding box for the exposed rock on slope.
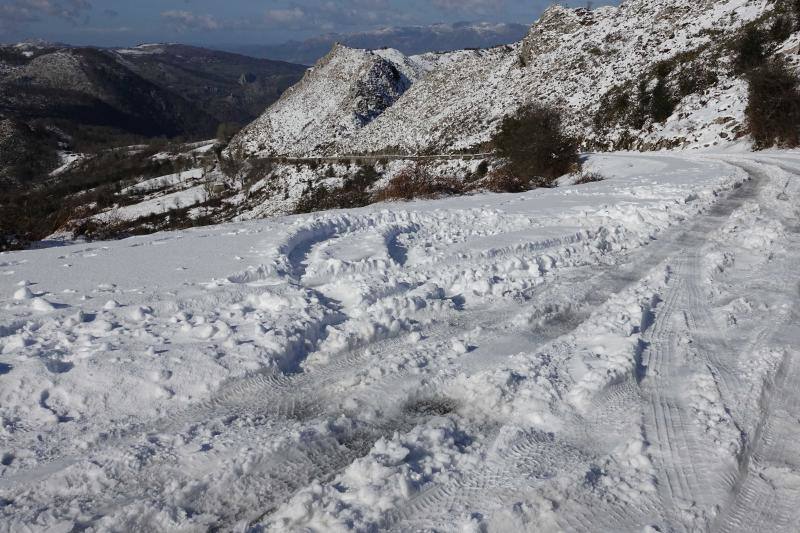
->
[233,0,776,157]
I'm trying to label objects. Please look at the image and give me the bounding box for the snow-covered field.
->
[1,152,799,531]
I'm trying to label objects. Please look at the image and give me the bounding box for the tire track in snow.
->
[637,176,763,531]
[636,158,800,533]
[377,161,773,533]
[0,154,763,531]
[706,158,800,533]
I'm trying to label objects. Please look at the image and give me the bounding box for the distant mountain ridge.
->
[0,43,305,140]
[111,44,306,126]
[225,22,530,65]
[0,42,306,186]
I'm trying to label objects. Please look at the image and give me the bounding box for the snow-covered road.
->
[1,152,798,532]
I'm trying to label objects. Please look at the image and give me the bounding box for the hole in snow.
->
[44,360,74,374]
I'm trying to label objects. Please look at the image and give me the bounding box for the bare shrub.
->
[219,151,245,181]
[295,164,381,213]
[73,212,127,242]
[483,167,534,193]
[574,172,605,185]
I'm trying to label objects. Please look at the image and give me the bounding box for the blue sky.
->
[0,0,618,47]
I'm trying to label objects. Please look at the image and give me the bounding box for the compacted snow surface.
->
[1,152,799,532]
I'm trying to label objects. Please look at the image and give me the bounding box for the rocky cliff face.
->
[233,0,781,157]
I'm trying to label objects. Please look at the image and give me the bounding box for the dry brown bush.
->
[374,164,463,202]
[482,166,562,193]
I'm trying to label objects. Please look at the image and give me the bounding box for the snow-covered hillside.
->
[2,151,799,531]
[232,0,778,157]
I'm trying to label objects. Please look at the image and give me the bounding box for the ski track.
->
[1,152,799,531]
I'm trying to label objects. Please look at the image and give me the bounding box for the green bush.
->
[216,122,243,143]
[472,160,489,181]
[769,15,794,42]
[492,104,579,184]
[735,27,766,73]
[677,67,718,97]
[594,85,633,131]
[746,58,800,148]
[649,78,676,123]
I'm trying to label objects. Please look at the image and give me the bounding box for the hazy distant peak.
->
[224,21,530,65]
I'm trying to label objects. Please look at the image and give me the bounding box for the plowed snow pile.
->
[1,152,799,532]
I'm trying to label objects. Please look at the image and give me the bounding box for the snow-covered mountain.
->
[30,0,800,249]
[234,45,423,156]
[232,0,776,157]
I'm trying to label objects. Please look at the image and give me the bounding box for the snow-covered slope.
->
[233,0,774,157]
[3,151,800,530]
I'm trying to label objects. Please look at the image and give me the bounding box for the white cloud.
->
[265,7,305,25]
[432,0,505,14]
[0,0,92,33]
[161,10,221,31]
